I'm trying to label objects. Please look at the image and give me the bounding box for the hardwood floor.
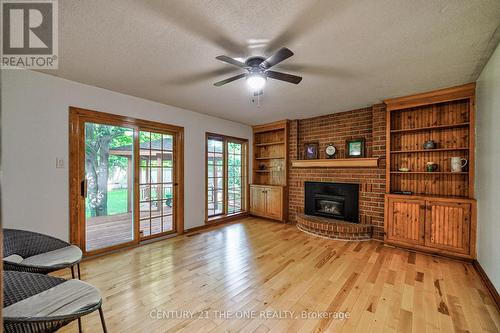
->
[54,217,499,333]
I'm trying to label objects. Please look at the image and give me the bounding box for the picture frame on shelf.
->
[346,138,365,158]
[303,142,319,160]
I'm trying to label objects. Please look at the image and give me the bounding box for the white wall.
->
[1,69,252,241]
[476,43,500,290]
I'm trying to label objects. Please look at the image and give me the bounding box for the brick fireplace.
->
[288,104,386,240]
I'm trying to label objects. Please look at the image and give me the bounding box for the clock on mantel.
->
[325,144,336,159]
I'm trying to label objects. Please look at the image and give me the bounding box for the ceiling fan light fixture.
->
[246,73,266,91]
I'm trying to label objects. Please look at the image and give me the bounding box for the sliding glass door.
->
[84,122,135,252]
[70,107,183,256]
[139,130,175,239]
[207,136,225,217]
[227,141,244,214]
[206,134,248,221]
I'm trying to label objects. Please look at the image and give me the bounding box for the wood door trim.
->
[69,107,184,256]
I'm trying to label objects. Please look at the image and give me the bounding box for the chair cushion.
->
[20,245,82,268]
[3,279,101,319]
[3,254,24,264]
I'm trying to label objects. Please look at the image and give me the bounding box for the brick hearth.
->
[288,104,387,240]
[296,214,372,240]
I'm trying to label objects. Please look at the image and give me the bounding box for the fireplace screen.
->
[304,182,359,223]
[314,195,345,219]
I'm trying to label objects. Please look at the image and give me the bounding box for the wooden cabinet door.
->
[425,201,471,254]
[250,186,266,217]
[265,187,283,220]
[386,198,425,245]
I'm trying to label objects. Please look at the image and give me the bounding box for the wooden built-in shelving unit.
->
[384,83,477,260]
[250,120,289,222]
[386,86,475,198]
[252,121,289,186]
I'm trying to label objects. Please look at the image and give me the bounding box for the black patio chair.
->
[3,271,107,333]
[3,228,83,279]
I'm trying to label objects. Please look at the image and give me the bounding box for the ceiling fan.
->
[213,47,302,91]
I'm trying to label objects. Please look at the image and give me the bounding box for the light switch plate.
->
[56,158,64,168]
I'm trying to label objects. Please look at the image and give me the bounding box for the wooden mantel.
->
[291,158,379,168]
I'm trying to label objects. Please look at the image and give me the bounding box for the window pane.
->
[163,134,173,152]
[162,168,173,183]
[151,200,161,217]
[140,167,149,184]
[163,185,173,200]
[140,131,150,149]
[162,200,172,215]
[162,215,173,232]
[214,140,223,153]
[151,168,159,183]
[140,185,150,202]
[151,217,162,235]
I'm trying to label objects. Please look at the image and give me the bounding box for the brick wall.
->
[288,104,387,239]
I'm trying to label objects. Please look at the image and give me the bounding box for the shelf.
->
[255,156,285,160]
[255,141,285,147]
[387,193,475,201]
[390,122,470,133]
[292,158,379,168]
[390,147,469,154]
[390,171,468,174]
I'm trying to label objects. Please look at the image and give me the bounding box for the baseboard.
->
[185,213,250,234]
[473,260,500,311]
[383,240,474,262]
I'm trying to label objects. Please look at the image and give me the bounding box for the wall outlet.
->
[56,158,65,168]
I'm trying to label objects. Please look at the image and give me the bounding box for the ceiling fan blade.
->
[266,70,302,84]
[215,55,247,68]
[213,73,247,86]
[259,47,294,70]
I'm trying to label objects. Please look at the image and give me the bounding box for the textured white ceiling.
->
[41,0,500,125]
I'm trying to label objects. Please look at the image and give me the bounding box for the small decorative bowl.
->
[423,140,436,149]
[398,167,410,172]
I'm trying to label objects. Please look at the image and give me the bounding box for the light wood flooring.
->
[55,217,499,333]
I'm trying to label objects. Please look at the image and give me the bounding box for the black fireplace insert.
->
[304,182,359,223]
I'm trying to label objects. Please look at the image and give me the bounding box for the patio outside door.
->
[70,107,184,256]
[139,130,176,239]
[84,122,136,252]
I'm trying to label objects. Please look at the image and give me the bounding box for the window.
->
[206,134,248,220]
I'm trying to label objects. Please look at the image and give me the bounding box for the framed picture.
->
[346,138,365,158]
[303,142,319,159]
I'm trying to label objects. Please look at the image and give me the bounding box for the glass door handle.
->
[81,180,88,198]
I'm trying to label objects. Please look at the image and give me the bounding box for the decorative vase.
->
[423,140,436,149]
[426,162,438,172]
[451,157,467,172]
